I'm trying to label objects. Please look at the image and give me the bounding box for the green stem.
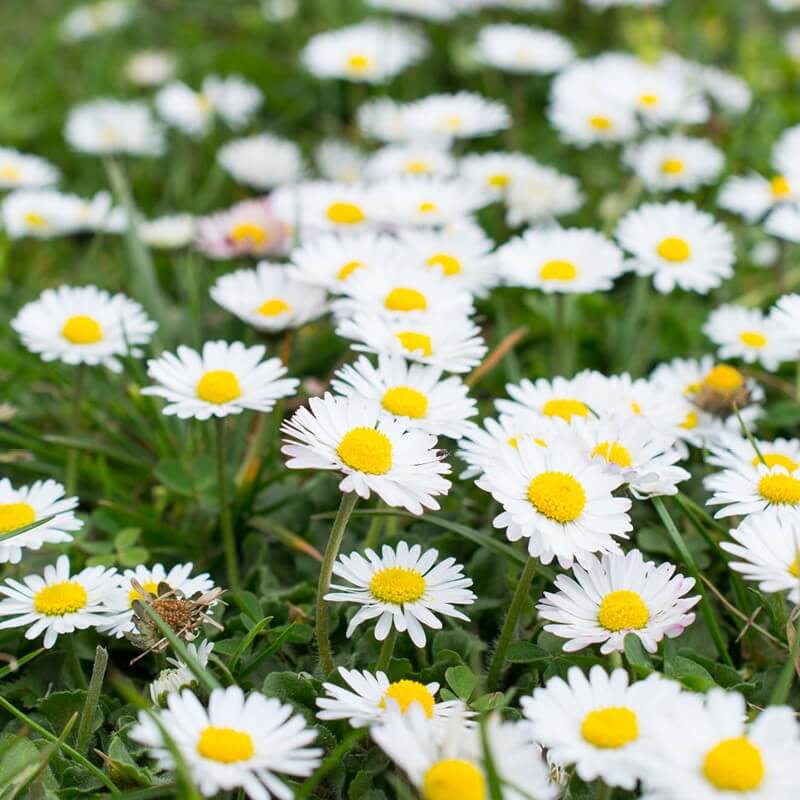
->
[64,635,87,689]
[76,646,108,755]
[486,555,538,691]
[295,728,368,800]
[65,364,85,497]
[732,403,766,466]
[316,492,359,674]
[364,502,385,550]
[652,497,735,668]
[216,419,238,589]
[609,650,624,671]
[769,611,800,705]
[0,695,119,794]
[375,628,398,673]
[596,782,613,800]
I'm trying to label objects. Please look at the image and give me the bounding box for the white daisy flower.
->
[140,214,195,250]
[217,133,303,190]
[768,293,800,354]
[473,23,574,74]
[458,152,539,200]
[706,460,800,522]
[130,686,321,799]
[601,372,687,439]
[372,702,559,800]
[505,162,584,226]
[498,227,626,294]
[281,394,451,514]
[363,144,456,181]
[317,667,466,732]
[765,201,800,242]
[707,432,800,474]
[195,198,288,260]
[1,189,117,239]
[326,541,474,647]
[142,341,297,421]
[722,511,800,603]
[522,666,682,790]
[480,437,632,568]
[482,0,556,8]
[261,0,298,21]
[636,689,800,800]
[331,355,477,439]
[209,262,327,332]
[623,135,724,192]
[124,50,176,87]
[101,562,216,637]
[0,555,117,649]
[537,549,699,654]
[0,147,59,190]
[773,124,800,175]
[65,98,165,157]
[11,285,156,372]
[357,98,416,144]
[150,640,215,705]
[718,173,799,222]
[314,139,365,183]
[688,61,752,114]
[155,75,262,138]
[616,201,734,294]
[703,304,795,371]
[60,0,132,43]
[275,180,375,236]
[366,0,461,20]
[0,479,83,565]
[301,21,427,84]
[403,92,511,142]
[336,311,487,374]
[770,0,800,11]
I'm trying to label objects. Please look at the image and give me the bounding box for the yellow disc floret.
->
[380,680,435,716]
[703,365,744,395]
[33,581,88,616]
[384,287,428,312]
[381,386,429,419]
[758,473,800,505]
[369,567,426,604]
[61,315,103,345]
[739,331,767,349]
[337,427,393,474]
[581,707,639,749]
[527,471,587,523]
[423,759,485,800]
[657,237,691,263]
[598,590,649,631]
[327,202,365,225]
[539,259,578,282]
[0,502,36,534]
[542,398,589,422]
[703,737,764,792]
[660,158,685,175]
[337,260,365,281]
[592,441,633,468]
[196,370,242,405]
[395,331,433,357]
[229,221,268,247]
[196,726,255,764]
[427,253,461,276]
[256,298,291,317]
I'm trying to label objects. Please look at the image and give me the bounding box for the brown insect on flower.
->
[689,364,752,420]
[126,579,225,664]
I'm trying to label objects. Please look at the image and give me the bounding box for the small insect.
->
[125,579,225,664]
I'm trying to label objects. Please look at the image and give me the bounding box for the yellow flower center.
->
[24,211,49,228]
[381,386,428,418]
[346,53,371,73]
[598,590,649,631]
[405,160,431,174]
[589,115,613,130]
[423,759,485,800]
[703,364,744,394]
[539,259,578,282]
[660,158,685,175]
[657,236,691,262]
[327,202,365,225]
[0,502,36,533]
[790,553,800,578]
[631,401,642,414]
[229,221,268,247]
[418,201,438,214]
[384,287,428,312]
[196,726,255,764]
[542,398,590,422]
[703,737,764,792]
[771,175,791,198]
[33,581,88,616]
[256,298,291,317]
[337,260,366,281]
[758,473,800,505]
[128,579,160,607]
[739,330,767,348]
[61,315,103,345]
[581,707,639,749]
[380,680,435,716]
[197,93,213,113]
[337,427,393,474]
[487,173,509,188]
[369,566,426,604]
[427,252,461,276]
[395,331,433,357]
[755,453,799,471]
[446,115,462,130]
[680,410,698,430]
[0,163,20,182]
[527,471,586,523]
[196,370,242,405]
[592,440,633,468]
[639,93,659,106]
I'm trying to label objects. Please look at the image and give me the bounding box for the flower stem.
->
[295,728,367,800]
[487,555,538,691]
[316,491,359,674]
[64,635,87,689]
[76,645,108,755]
[65,364,85,497]
[769,609,800,705]
[652,496,734,668]
[215,419,238,589]
[375,628,398,674]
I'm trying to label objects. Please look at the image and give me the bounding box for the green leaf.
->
[38,691,103,739]
[114,527,141,549]
[471,692,506,712]
[624,634,654,677]
[261,672,318,711]
[505,641,548,663]
[154,459,194,496]
[117,547,150,567]
[0,734,40,787]
[445,666,477,700]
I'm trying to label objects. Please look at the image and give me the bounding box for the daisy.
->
[124,50,176,87]
[301,22,427,84]
[336,311,487,374]
[130,686,321,799]
[0,147,59,190]
[363,144,456,181]
[142,341,298,421]
[601,372,687,438]
[768,293,800,353]
[687,61,752,115]
[765,202,800,242]
[275,180,374,236]
[60,0,132,43]
[721,511,800,603]
[195,198,288,260]
[281,394,451,513]
[101,562,216,637]
[458,152,539,200]
[331,355,477,439]
[150,640,215,704]
[473,23,574,74]
[1,189,79,239]
[0,479,83,565]
[11,284,156,372]
[366,0,461,20]
[209,262,327,332]
[615,201,734,294]
[703,304,795,371]
[774,124,800,175]
[623,135,724,192]
[707,432,800,474]
[718,173,799,222]
[314,139,365,183]
[505,162,584,226]
[403,92,511,142]
[480,436,632,568]
[636,689,800,800]
[326,542,473,647]
[372,703,558,800]
[498,227,626,294]
[217,133,304,190]
[0,555,117,648]
[706,460,800,522]
[140,214,196,250]
[537,549,699,654]
[522,666,682,790]
[65,98,165,157]
[317,667,466,731]
[357,98,416,143]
